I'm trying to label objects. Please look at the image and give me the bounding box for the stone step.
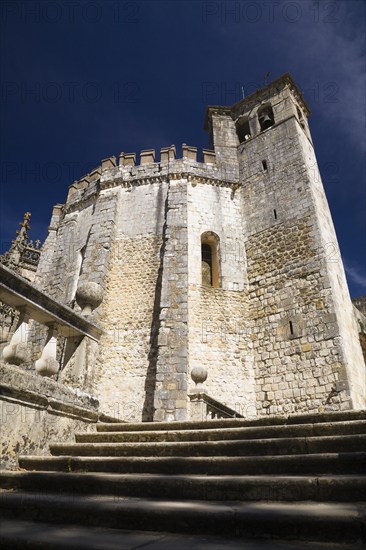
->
[0,493,364,543]
[2,519,364,550]
[18,452,366,475]
[96,410,366,432]
[76,420,366,444]
[49,434,366,457]
[4,413,366,546]
[1,471,365,502]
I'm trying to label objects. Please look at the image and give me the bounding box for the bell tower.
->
[206,73,365,413]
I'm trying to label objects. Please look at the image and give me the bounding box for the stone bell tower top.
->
[204,73,310,126]
[204,73,312,150]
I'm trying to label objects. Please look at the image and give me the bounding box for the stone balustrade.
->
[0,264,121,469]
[189,365,243,420]
[0,264,102,378]
[189,391,244,420]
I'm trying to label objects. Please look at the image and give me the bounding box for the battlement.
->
[66,144,221,205]
[107,143,216,168]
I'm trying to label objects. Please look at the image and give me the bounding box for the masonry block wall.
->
[224,79,366,414]
[33,73,365,422]
[187,183,255,416]
[95,183,168,421]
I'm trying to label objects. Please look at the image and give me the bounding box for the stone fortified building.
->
[1,74,365,439]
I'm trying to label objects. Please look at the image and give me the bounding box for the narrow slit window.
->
[201,232,220,288]
[201,244,212,286]
[262,160,267,171]
[289,320,294,336]
[274,209,277,220]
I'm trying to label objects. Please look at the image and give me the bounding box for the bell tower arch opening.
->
[258,103,275,131]
[236,115,251,143]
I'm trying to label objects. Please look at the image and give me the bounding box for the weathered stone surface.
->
[0,362,119,469]
[4,73,363,428]
[1,411,366,547]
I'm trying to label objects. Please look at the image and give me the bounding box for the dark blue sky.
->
[0,0,365,296]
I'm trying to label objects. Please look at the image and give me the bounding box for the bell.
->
[260,113,274,130]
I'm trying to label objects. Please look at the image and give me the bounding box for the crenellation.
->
[119,152,136,166]
[182,144,197,161]
[202,148,216,164]
[140,149,156,164]
[89,166,101,180]
[101,156,116,170]
[65,146,237,214]
[160,145,176,162]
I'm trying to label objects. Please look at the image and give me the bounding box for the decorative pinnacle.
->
[11,212,34,251]
[0,211,42,271]
[19,212,31,230]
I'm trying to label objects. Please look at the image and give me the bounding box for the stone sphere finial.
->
[75,281,103,315]
[191,365,208,393]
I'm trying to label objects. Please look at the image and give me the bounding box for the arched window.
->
[258,103,275,131]
[236,116,251,143]
[201,232,220,288]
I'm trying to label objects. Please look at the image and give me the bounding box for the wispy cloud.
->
[344,259,366,288]
[283,0,366,151]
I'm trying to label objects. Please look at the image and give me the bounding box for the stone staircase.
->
[0,410,366,549]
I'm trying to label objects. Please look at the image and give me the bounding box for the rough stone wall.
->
[154,179,189,422]
[18,264,37,282]
[353,305,366,365]
[34,184,119,366]
[34,205,62,292]
[76,188,119,293]
[245,214,342,415]
[301,129,366,408]
[187,182,255,414]
[93,183,168,421]
[239,111,365,414]
[35,204,94,304]
[210,116,239,181]
[1,400,96,469]
[0,362,100,469]
[352,295,366,317]
[35,175,118,306]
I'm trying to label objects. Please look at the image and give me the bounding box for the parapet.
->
[66,145,220,206]
[116,145,215,167]
[101,156,116,170]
